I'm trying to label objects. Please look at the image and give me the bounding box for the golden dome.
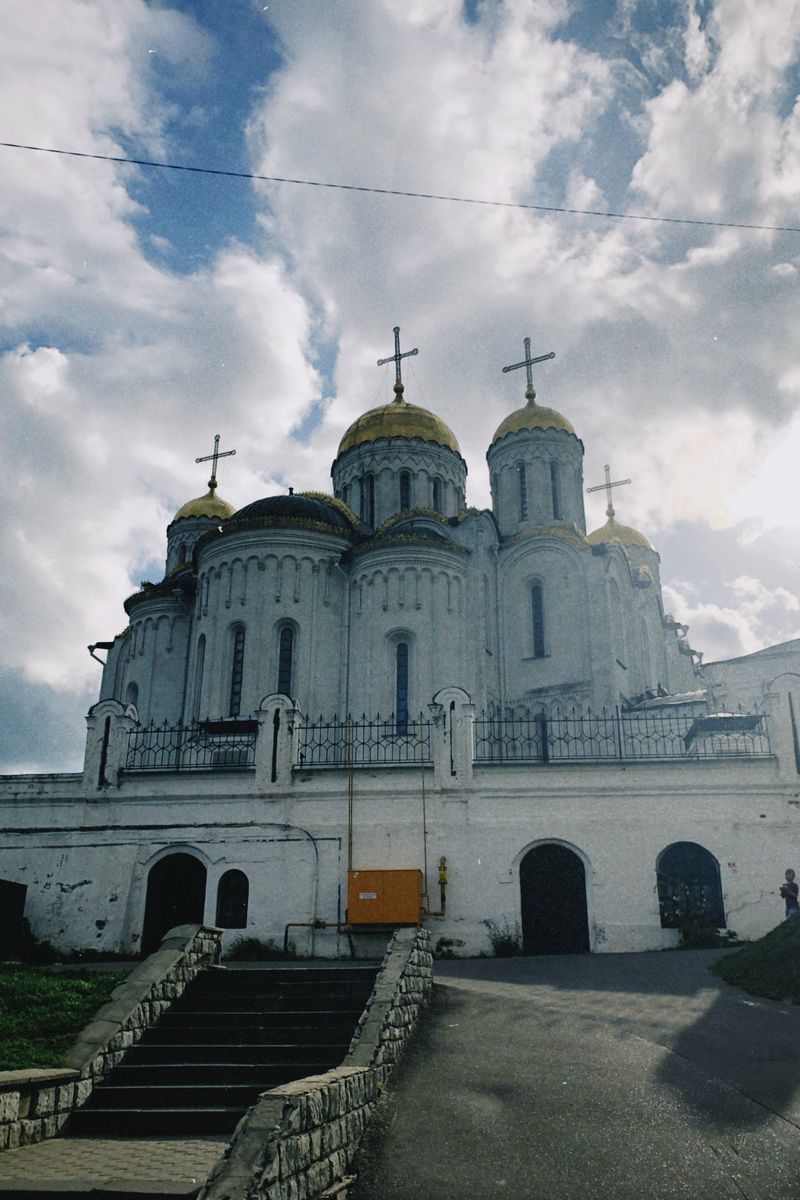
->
[587,512,652,550]
[337,383,460,456]
[172,487,236,523]
[491,386,575,444]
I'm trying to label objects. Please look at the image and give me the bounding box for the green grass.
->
[0,966,126,1071]
[711,916,800,1004]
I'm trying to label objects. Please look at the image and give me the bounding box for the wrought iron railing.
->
[297,713,432,768]
[125,719,258,772]
[473,707,771,763]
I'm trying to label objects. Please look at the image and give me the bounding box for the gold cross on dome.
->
[377,326,419,400]
[195,434,236,492]
[502,337,555,398]
[587,464,631,517]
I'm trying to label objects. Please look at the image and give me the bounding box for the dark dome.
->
[230,493,359,533]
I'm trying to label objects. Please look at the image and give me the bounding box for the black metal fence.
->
[473,707,771,764]
[297,714,432,768]
[126,719,258,772]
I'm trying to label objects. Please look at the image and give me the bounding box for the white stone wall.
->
[487,426,586,537]
[332,439,466,527]
[2,688,799,958]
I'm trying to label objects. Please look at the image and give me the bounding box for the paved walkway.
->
[0,1136,227,1197]
[353,949,800,1200]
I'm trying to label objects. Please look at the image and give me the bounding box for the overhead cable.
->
[1,140,797,235]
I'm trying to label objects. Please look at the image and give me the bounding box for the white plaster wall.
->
[487,428,586,537]
[498,538,593,706]
[3,747,798,958]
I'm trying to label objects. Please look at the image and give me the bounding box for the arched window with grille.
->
[229,627,245,718]
[277,625,294,696]
[517,462,528,521]
[216,869,249,929]
[531,583,545,659]
[550,460,561,519]
[396,641,410,735]
[399,471,411,511]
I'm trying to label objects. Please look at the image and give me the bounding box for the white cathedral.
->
[2,332,800,959]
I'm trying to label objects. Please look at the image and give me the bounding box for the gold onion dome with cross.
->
[171,434,237,523]
[585,464,652,549]
[337,326,460,456]
[491,337,574,444]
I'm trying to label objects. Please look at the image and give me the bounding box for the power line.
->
[1,139,798,235]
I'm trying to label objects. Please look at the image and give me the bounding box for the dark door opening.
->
[141,852,207,957]
[0,880,27,959]
[520,843,590,955]
[656,841,725,929]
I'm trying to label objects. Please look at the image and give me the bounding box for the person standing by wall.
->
[779,869,799,918]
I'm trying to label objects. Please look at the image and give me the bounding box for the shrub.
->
[223,936,298,961]
[482,919,523,957]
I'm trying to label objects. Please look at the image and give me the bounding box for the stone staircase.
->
[65,964,378,1137]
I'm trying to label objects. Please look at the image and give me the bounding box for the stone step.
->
[148,1010,366,1035]
[86,1084,270,1110]
[165,990,372,1013]
[198,966,378,985]
[62,963,378,1141]
[66,1105,247,1137]
[107,1062,335,1086]
[126,1041,350,1064]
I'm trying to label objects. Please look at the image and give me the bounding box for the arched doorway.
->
[656,842,725,929]
[519,843,590,955]
[141,852,207,957]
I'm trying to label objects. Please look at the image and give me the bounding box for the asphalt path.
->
[352,950,800,1200]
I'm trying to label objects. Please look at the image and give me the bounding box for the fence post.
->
[255,694,302,789]
[430,688,475,787]
[761,678,800,782]
[82,699,139,792]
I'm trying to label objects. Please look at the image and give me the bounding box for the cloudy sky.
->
[2,0,800,772]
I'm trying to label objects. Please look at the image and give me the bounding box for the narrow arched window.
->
[216,869,249,928]
[361,474,375,525]
[193,634,205,721]
[342,483,349,508]
[517,462,528,521]
[550,460,561,520]
[399,471,410,511]
[229,627,245,717]
[125,681,138,709]
[531,584,545,659]
[277,626,294,696]
[432,478,442,513]
[396,642,409,735]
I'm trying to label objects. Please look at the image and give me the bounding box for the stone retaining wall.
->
[0,923,221,1150]
[199,927,433,1200]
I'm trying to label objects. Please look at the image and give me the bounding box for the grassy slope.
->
[711,916,800,1004]
[0,966,125,1070]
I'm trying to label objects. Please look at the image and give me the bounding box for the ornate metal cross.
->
[377,326,418,395]
[502,337,555,394]
[195,434,236,491]
[587,464,631,516]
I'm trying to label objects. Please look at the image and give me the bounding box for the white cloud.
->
[664,576,800,664]
[4,0,800,768]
